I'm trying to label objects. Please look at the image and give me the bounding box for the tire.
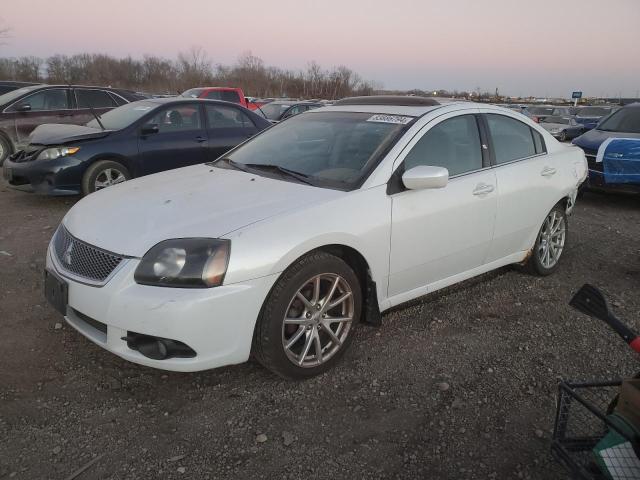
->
[0,135,12,166]
[81,160,131,195]
[253,251,362,379]
[559,130,567,142]
[524,204,568,276]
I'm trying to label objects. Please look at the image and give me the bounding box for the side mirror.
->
[16,104,31,112]
[141,124,159,135]
[402,165,449,190]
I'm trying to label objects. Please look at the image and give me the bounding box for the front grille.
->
[53,226,124,283]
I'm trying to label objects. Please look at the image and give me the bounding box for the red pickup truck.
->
[182,87,256,109]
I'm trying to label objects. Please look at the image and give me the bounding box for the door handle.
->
[541,166,557,177]
[195,136,207,143]
[472,183,495,196]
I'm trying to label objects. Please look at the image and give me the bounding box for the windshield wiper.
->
[242,163,314,185]
[207,157,250,172]
[89,106,105,130]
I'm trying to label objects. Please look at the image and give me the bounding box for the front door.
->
[137,103,208,176]
[388,112,497,299]
[10,88,74,148]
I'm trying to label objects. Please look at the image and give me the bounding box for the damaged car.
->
[42,96,587,379]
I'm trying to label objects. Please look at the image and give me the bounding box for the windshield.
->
[527,107,555,115]
[259,103,293,120]
[86,100,157,130]
[597,107,640,133]
[578,107,612,117]
[0,85,41,106]
[222,111,411,190]
[181,88,204,98]
[543,116,570,125]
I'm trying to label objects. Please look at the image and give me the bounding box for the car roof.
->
[136,97,252,108]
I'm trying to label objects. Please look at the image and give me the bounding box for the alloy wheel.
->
[281,273,354,368]
[94,168,126,190]
[537,210,566,269]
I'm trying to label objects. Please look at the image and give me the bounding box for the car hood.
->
[29,123,112,145]
[63,164,344,257]
[573,128,640,152]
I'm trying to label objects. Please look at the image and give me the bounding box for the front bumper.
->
[3,156,83,195]
[46,247,279,371]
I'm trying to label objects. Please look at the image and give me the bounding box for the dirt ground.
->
[1,185,639,480]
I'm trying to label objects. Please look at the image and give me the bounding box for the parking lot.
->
[0,185,638,479]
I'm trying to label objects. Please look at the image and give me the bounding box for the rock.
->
[0,251,12,256]
[282,431,295,446]
[353,405,362,412]
[52,446,61,454]
[535,429,544,438]
[437,382,450,392]
[256,433,268,443]
[177,467,186,474]
[54,323,62,330]
[168,454,186,462]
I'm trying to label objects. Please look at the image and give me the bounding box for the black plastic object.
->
[570,284,638,345]
[122,332,196,360]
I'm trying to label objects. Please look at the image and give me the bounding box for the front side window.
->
[403,115,483,177]
[86,101,156,130]
[486,114,537,164]
[147,105,201,133]
[223,111,409,190]
[206,105,254,129]
[76,89,117,109]
[11,88,70,111]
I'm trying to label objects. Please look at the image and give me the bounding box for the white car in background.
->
[44,96,588,379]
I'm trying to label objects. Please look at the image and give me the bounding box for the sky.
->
[2,0,639,98]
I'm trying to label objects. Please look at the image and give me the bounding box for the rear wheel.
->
[253,251,361,379]
[82,160,131,195]
[525,204,568,276]
[559,130,567,142]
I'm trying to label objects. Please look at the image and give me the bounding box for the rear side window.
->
[486,114,537,164]
[403,114,483,177]
[206,105,255,129]
[76,89,117,108]
[147,105,202,133]
[205,90,241,104]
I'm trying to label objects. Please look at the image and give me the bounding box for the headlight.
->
[134,238,230,288]
[37,146,80,161]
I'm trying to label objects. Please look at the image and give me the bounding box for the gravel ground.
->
[0,185,639,480]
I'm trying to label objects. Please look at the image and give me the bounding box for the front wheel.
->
[525,204,568,276]
[82,160,131,195]
[253,251,362,379]
[559,130,567,142]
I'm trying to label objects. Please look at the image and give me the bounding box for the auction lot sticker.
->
[367,114,413,124]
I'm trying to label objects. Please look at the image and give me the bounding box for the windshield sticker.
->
[367,114,413,125]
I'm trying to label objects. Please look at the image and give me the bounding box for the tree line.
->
[0,49,378,99]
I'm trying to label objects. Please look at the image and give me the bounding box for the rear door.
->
[9,88,74,147]
[481,111,562,262]
[137,103,209,176]
[204,104,259,161]
[73,88,120,125]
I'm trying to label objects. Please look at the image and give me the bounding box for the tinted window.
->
[597,108,640,133]
[76,89,117,108]
[260,103,294,120]
[11,88,69,111]
[206,105,255,129]
[205,90,241,104]
[486,114,536,164]
[147,105,201,133]
[532,129,546,154]
[109,92,128,106]
[225,111,407,189]
[404,115,482,177]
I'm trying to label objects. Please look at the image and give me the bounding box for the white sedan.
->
[44,97,587,379]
